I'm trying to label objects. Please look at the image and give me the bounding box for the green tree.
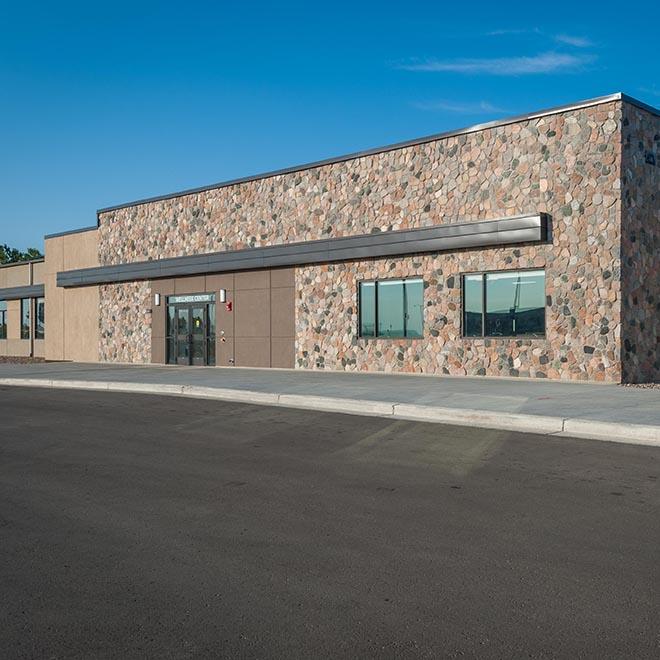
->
[0,244,43,265]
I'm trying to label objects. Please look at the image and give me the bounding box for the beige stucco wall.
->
[3,300,29,357]
[0,260,45,358]
[32,261,45,285]
[2,263,30,288]
[7,300,21,339]
[0,260,44,289]
[44,229,100,362]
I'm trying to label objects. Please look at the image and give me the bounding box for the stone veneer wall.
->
[296,103,624,381]
[99,282,151,364]
[97,101,626,380]
[620,104,659,383]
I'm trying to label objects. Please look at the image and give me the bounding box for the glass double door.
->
[168,303,216,366]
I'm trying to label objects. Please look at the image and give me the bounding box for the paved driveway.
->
[1,387,658,658]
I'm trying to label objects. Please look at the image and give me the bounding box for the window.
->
[359,278,424,339]
[463,269,545,338]
[35,297,45,340]
[0,301,6,339]
[20,298,30,340]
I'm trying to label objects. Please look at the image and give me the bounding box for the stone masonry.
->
[620,103,660,382]
[99,281,151,364]
[96,97,658,382]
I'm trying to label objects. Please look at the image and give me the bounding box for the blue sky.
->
[1,0,658,250]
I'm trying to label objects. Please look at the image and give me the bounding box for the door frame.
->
[165,293,216,366]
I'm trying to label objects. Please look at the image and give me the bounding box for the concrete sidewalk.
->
[0,362,658,446]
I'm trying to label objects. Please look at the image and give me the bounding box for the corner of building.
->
[44,228,101,363]
[619,99,660,383]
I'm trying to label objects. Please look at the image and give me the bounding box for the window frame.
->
[35,297,45,340]
[20,298,31,340]
[0,301,6,340]
[461,268,546,340]
[358,276,425,340]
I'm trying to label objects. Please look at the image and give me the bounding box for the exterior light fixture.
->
[154,293,161,306]
[219,289,226,303]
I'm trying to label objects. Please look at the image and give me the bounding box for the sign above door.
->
[168,293,216,304]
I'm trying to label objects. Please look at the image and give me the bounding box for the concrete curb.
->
[1,377,658,447]
[392,403,565,435]
[183,385,280,405]
[278,393,396,417]
[560,419,660,445]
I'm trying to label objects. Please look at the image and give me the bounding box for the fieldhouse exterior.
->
[0,93,658,382]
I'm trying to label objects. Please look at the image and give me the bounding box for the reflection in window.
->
[35,297,45,339]
[20,299,30,340]
[177,308,189,334]
[165,302,216,366]
[359,278,424,339]
[0,301,6,339]
[377,280,405,337]
[359,282,376,337]
[463,274,484,337]
[207,303,216,367]
[463,270,545,338]
[166,305,176,364]
[404,279,424,338]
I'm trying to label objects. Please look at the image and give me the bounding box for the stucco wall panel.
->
[5,339,30,357]
[7,300,22,339]
[3,264,30,288]
[44,237,65,360]
[44,231,100,362]
[32,261,45,285]
[64,287,100,362]
[63,230,99,270]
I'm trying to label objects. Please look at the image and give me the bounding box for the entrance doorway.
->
[166,294,216,366]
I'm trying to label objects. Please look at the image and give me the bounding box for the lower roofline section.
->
[0,284,45,301]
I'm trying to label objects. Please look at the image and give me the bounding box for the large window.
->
[20,298,30,340]
[35,297,45,340]
[359,278,424,339]
[463,269,545,338]
[0,301,6,339]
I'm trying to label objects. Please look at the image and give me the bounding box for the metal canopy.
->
[57,213,549,288]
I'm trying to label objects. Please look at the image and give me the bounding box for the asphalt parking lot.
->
[1,387,658,658]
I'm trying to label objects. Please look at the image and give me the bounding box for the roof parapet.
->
[69,92,659,220]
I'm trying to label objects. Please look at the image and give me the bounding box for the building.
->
[0,93,658,382]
